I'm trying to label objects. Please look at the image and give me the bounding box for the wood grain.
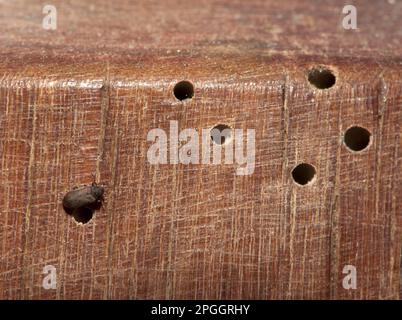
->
[0,0,401,299]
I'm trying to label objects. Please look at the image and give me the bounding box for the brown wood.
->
[0,0,401,299]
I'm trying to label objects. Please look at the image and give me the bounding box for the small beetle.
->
[63,183,104,211]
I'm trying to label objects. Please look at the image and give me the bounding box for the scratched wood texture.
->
[0,0,401,299]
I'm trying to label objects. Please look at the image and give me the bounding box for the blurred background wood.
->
[0,0,401,299]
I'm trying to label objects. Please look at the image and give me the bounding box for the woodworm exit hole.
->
[72,207,94,224]
[343,126,372,152]
[173,80,194,101]
[291,163,317,186]
[210,124,232,145]
[308,66,336,89]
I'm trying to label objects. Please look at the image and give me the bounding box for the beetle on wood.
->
[63,183,104,211]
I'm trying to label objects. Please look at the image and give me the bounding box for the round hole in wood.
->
[210,124,232,145]
[291,163,317,186]
[344,126,371,152]
[72,207,94,224]
[308,67,336,89]
[173,80,194,101]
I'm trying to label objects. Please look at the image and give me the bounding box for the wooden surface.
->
[0,0,401,299]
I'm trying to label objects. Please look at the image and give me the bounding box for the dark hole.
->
[308,67,336,89]
[72,207,94,224]
[210,124,232,145]
[63,201,101,225]
[291,163,317,186]
[173,80,194,101]
[344,126,371,152]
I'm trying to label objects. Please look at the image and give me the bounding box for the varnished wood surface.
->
[0,0,401,299]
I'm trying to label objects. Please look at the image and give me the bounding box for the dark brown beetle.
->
[63,183,104,211]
